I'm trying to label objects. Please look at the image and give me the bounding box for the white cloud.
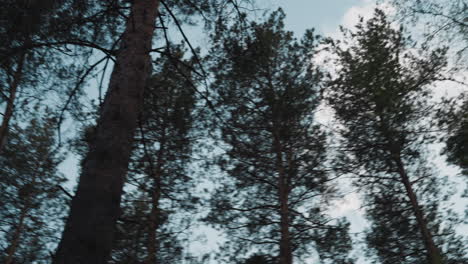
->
[327,190,370,235]
[341,1,376,29]
[332,192,362,214]
[323,0,395,39]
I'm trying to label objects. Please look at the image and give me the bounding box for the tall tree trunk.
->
[143,115,166,264]
[274,135,293,264]
[145,178,161,264]
[0,52,26,152]
[395,157,444,264]
[53,1,160,263]
[278,179,292,264]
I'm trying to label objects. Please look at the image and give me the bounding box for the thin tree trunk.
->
[4,206,28,264]
[5,156,41,264]
[132,220,143,263]
[274,135,293,264]
[53,1,160,263]
[395,157,444,264]
[0,52,26,152]
[278,179,292,264]
[145,179,161,264]
[142,114,167,264]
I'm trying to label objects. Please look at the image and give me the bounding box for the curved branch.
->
[57,56,108,144]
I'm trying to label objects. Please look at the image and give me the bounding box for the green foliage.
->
[326,9,467,264]
[0,0,124,142]
[439,96,468,175]
[0,111,67,263]
[110,48,198,264]
[387,0,468,63]
[205,9,353,263]
[239,254,277,264]
[110,192,186,264]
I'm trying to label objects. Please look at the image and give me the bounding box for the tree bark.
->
[53,1,160,263]
[145,178,161,264]
[142,112,167,264]
[278,178,292,264]
[0,52,26,153]
[395,157,444,264]
[274,134,293,264]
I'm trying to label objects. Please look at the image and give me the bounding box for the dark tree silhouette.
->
[53,1,247,262]
[326,9,467,264]
[0,110,67,264]
[205,9,353,264]
[110,48,198,264]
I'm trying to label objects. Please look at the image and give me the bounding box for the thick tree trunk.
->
[0,52,25,152]
[274,135,293,264]
[53,1,160,263]
[395,158,444,264]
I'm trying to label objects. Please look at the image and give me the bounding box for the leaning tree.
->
[52,1,250,263]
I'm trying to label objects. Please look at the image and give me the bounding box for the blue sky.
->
[266,0,367,34]
[183,1,467,263]
[55,1,393,262]
[184,1,388,262]
[59,0,385,188]
[56,1,467,263]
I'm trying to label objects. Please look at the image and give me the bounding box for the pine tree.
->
[389,0,468,197]
[110,49,198,264]
[0,110,67,264]
[439,96,468,175]
[205,10,353,264]
[0,0,123,151]
[387,0,467,63]
[326,9,467,264]
[111,191,187,264]
[52,1,250,262]
[240,254,277,264]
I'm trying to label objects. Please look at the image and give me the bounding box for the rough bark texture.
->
[53,1,160,263]
[395,158,444,264]
[0,52,25,153]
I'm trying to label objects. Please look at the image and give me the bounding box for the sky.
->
[183,0,395,263]
[265,0,375,35]
[56,0,467,263]
[182,1,467,263]
[58,0,386,193]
